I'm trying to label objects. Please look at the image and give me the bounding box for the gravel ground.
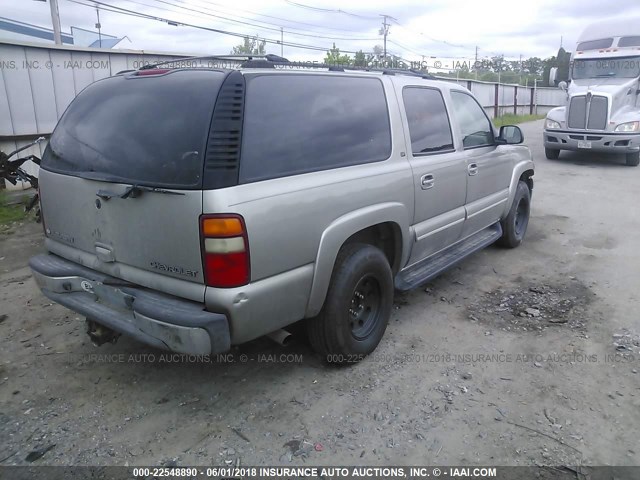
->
[0,119,639,469]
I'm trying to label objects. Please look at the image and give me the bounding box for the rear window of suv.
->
[239,74,392,183]
[42,70,225,189]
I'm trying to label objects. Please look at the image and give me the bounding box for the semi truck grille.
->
[567,95,608,130]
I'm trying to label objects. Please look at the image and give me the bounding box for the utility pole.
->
[474,46,479,80]
[46,0,63,45]
[280,27,283,57]
[379,14,395,63]
[95,6,102,48]
[519,53,522,85]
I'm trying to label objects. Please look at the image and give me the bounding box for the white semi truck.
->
[544,18,640,166]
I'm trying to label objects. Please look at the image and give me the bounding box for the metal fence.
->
[435,76,565,118]
[1,40,565,190]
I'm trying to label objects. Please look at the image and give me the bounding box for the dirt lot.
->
[1,119,639,469]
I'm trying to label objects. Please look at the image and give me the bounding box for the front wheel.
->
[545,148,560,160]
[626,152,640,167]
[498,181,531,248]
[307,243,393,363]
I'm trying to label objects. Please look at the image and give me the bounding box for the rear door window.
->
[402,87,454,155]
[239,74,392,183]
[42,70,225,188]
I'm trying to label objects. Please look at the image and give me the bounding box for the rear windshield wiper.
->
[595,72,616,77]
[97,184,185,200]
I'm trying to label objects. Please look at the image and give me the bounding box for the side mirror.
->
[558,81,568,91]
[496,125,524,145]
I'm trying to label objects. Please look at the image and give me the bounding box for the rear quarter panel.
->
[202,76,415,341]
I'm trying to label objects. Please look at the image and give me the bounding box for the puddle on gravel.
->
[467,279,593,333]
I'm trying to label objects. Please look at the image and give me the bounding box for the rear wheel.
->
[626,152,640,167]
[498,181,531,249]
[307,243,393,363]
[545,148,560,160]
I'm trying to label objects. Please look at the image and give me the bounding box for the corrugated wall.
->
[0,40,184,189]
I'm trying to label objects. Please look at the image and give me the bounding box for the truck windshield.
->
[572,56,640,79]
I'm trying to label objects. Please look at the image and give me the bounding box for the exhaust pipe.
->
[266,328,292,347]
[86,319,120,346]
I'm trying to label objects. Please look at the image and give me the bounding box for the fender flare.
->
[503,159,535,218]
[304,202,411,318]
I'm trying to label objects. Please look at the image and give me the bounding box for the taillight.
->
[200,214,250,288]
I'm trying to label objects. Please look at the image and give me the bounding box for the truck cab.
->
[544,17,640,166]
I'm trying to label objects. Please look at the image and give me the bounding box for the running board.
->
[395,223,502,292]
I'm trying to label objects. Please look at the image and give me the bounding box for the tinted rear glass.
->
[577,38,613,51]
[42,70,224,188]
[403,87,454,154]
[239,74,391,183]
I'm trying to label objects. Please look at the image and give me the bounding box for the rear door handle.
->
[420,174,435,190]
[468,163,479,176]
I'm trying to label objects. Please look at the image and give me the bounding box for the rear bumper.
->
[29,254,230,355]
[544,129,640,153]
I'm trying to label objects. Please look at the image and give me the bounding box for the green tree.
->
[354,50,367,66]
[556,47,571,83]
[231,36,266,55]
[324,43,352,65]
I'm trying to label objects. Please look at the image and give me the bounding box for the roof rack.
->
[138,54,289,70]
[137,53,434,80]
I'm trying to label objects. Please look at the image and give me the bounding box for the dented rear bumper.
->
[29,254,230,355]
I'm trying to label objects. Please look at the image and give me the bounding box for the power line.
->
[388,18,472,51]
[185,0,361,34]
[136,0,379,41]
[284,1,379,20]
[387,40,477,60]
[66,0,375,54]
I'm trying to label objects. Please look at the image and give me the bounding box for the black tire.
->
[307,243,393,363]
[497,181,531,248]
[626,152,640,167]
[545,148,560,160]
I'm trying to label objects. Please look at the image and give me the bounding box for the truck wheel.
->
[626,152,640,167]
[497,181,530,249]
[307,243,393,363]
[545,148,560,160]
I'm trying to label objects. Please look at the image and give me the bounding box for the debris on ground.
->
[467,282,592,332]
[25,444,56,462]
[612,329,640,353]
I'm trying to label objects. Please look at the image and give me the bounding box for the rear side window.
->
[450,91,494,149]
[577,38,613,50]
[403,87,454,155]
[239,74,391,183]
[42,70,224,188]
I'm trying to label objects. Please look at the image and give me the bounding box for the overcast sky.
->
[2,0,640,64]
